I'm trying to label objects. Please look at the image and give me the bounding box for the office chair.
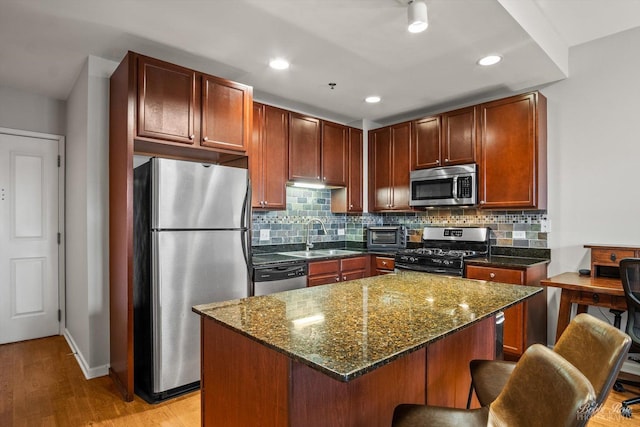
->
[392,344,596,427]
[619,258,640,418]
[467,312,631,418]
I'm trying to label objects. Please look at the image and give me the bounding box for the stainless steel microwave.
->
[367,226,407,250]
[409,163,477,208]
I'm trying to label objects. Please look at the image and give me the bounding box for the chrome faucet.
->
[305,218,328,251]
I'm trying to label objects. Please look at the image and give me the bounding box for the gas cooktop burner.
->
[400,248,480,258]
[395,226,491,276]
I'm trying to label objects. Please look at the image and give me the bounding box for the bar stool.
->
[467,313,631,414]
[392,344,596,427]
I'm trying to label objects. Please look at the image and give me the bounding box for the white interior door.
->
[0,131,60,344]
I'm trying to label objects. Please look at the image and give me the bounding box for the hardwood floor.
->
[1,336,639,426]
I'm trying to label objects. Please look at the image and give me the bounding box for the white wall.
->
[543,27,640,341]
[65,55,118,378]
[0,85,65,135]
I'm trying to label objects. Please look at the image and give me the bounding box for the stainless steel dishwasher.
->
[252,261,308,296]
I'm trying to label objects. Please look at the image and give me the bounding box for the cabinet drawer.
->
[591,249,636,267]
[341,256,367,272]
[465,265,523,285]
[308,274,340,287]
[375,257,395,271]
[576,291,615,307]
[309,259,340,276]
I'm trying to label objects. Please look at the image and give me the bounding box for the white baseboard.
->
[63,330,109,379]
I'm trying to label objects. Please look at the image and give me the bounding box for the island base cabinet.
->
[200,314,496,426]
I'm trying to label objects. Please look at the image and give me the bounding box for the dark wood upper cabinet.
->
[369,122,411,212]
[201,75,252,152]
[331,128,363,213]
[411,115,441,169]
[478,92,547,210]
[137,56,198,145]
[136,54,251,154]
[412,106,476,170]
[288,112,321,181]
[321,121,348,186]
[442,105,477,166]
[347,128,363,212]
[251,103,287,210]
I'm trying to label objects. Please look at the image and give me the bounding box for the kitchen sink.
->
[279,249,362,259]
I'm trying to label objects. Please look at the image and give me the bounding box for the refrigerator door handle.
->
[241,179,253,295]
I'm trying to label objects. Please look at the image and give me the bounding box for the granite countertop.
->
[193,271,542,382]
[465,255,551,269]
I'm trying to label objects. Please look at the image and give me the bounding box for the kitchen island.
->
[193,271,542,427]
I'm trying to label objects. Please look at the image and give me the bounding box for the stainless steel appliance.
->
[394,226,490,276]
[409,163,477,208]
[253,261,308,296]
[367,225,407,250]
[133,157,251,403]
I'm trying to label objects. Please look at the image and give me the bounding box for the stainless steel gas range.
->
[394,227,491,276]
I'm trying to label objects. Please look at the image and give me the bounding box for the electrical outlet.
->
[338,228,345,236]
[513,231,526,239]
[259,229,270,241]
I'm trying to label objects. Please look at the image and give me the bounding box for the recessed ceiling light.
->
[477,55,502,66]
[365,96,381,104]
[269,58,290,70]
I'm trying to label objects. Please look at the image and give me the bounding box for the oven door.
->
[409,164,477,207]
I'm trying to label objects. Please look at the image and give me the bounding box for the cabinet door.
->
[201,75,251,152]
[478,92,546,209]
[322,121,348,186]
[137,56,197,144]
[465,266,525,357]
[368,127,392,211]
[289,113,321,181]
[412,115,441,169]
[308,260,340,287]
[251,104,288,210]
[262,106,288,210]
[442,106,476,166]
[250,103,265,208]
[390,122,411,210]
[347,128,363,212]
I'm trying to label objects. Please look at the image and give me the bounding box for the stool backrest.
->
[489,344,596,427]
[554,312,631,407]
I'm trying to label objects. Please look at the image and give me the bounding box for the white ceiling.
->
[1,0,639,124]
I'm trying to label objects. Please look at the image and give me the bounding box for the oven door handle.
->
[452,176,458,199]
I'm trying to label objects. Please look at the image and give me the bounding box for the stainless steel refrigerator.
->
[133,157,251,403]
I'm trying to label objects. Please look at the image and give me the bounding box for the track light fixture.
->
[408,0,428,33]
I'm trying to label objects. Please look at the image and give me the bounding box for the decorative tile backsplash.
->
[252,187,549,249]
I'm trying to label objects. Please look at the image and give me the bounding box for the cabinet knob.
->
[610,253,617,261]
[382,261,387,266]
[203,136,209,142]
[444,158,449,162]
[489,272,495,279]
[435,160,440,164]
[323,177,326,181]
[343,276,347,281]
[592,293,600,303]
[349,204,353,209]
[264,200,267,205]
[189,134,195,140]
[335,277,340,282]
[480,200,486,205]
[317,176,320,179]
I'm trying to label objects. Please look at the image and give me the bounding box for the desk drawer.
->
[577,291,613,307]
[591,249,636,266]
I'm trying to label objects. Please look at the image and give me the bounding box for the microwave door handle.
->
[452,176,458,199]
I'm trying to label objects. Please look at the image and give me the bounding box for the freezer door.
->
[152,230,250,393]
[151,158,248,230]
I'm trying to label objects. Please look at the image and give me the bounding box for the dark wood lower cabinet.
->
[465,263,547,359]
[308,256,368,287]
[200,315,495,426]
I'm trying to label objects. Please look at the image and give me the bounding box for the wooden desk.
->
[540,272,627,342]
